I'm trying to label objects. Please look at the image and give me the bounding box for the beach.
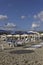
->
[0,43,43,65]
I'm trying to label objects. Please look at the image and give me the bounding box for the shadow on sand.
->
[10,50,34,54]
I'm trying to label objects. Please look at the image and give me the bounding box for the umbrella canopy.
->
[7,35,12,37]
[21,34,28,37]
[13,34,21,37]
[41,33,43,36]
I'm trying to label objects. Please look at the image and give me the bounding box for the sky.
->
[0,0,43,31]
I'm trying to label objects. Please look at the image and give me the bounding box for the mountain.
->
[0,30,11,35]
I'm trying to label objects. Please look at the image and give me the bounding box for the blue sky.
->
[0,0,43,31]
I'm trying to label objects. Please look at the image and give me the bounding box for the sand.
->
[0,46,43,65]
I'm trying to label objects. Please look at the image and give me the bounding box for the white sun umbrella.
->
[21,34,28,37]
[21,34,28,42]
[7,35,12,37]
[14,34,20,37]
[41,33,43,36]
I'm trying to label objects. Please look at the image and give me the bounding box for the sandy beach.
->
[0,43,43,65]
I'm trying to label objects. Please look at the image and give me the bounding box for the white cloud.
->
[32,22,40,28]
[38,11,43,21]
[5,23,16,27]
[33,11,43,21]
[33,15,37,19]
[0,23,16,30]
[21,16,26,19]
[0,15,8,20]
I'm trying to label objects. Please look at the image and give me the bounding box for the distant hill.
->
[0,30,43,35]
[0,30,11,35]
